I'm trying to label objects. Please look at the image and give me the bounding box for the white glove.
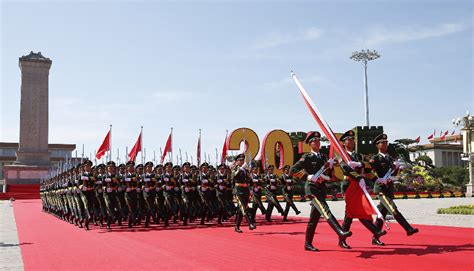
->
[217,179,223,183]
[376,178,386,185]
[144,178,151,182]
[136,188,141,193]
[105,178,112,183]
[126,188,131,192]
[106,187,113,193]
[328,158,335,169]
[270,185,276,190]
[182,179,189,183]
[144,187,149,192]
[348,161,362,170]
[393,161,401,169]
[308,174,320,183]
[270,179,276,183]
[82,186,88,191]
[201,179,209,184]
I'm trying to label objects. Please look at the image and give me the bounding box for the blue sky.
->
[1,1,472,163]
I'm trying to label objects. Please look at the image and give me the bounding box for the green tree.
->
[432,166,469,189]
[415,155,434,167]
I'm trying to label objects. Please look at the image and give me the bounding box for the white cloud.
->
[361,22,469,47]
[253,27,323,50]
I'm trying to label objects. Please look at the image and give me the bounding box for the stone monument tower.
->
[14,51,52,166]
[4,52,52,185]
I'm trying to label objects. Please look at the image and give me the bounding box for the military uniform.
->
[337,130,386,249]
[290,131,351,251]
[264,165,284,222]
[124,161,139,227]
[280,165,301,221]
[232,153,256,233]
[370,133,419,237]
[80,160,96,230]
[249,166,267,222]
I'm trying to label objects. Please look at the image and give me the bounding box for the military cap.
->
[200,162,209,168]
[164,162,173,168]
[251,163,258,169]
[173,165,181,170]
[118,163,126,168]
[182,162,191,167]
[82,159,93,166]
[218,164,226,169]
[135,164,144,169]
[339,130,355,141]
[154,164,163,169]
[126,160,135,167]
[374,133,388,145]
[97,163,106,169]
[107,161,116,167]
[304,131,321,143]
[235,153,245,161]
[145,161,154,167]
[282,165,290,170]
[268,165,275,169]
[190,165,198,170]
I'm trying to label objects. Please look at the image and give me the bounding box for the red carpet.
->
[13,199,474,271]
[0,184,40,200]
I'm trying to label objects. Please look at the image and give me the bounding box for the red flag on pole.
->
[291,71,382,221]
[427,133,434,140]
[415,136,420,143]
[197,130,201,166]
[451,130,455,135]
[221,131,228,164]
[95,130,111,160]
[160,130,172,164]
[128,131,142,162]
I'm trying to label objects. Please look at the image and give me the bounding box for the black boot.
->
[305,218,318,252]
[327,216,352,239]
[245,212,256,230]
[338,216,352,249]
[144,215,150,228]
[85,218,90,231]
[235,212,243,233]
[393,213,419,236]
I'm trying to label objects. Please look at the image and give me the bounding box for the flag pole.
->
[109,124,112,162]
[141,126,144,164]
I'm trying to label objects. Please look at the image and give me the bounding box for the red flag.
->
[329,143,335,159]
[440,130,449,140]
[96,130,111,160]
[443,130,449,136]
[451,130,456,135]
[128,131,142,162]
[197,132,201,166]
[291,72,381,220]
[427,133,434,140]
[415,136,420,143]
[160,131,172,164]
[221,133,228,164]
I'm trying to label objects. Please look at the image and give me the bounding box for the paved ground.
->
[0,197,472,271]
[287,197,474,228]
[0,200,24,271]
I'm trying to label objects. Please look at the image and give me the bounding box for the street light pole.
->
[351,49,380,127]
[453,111,474,197]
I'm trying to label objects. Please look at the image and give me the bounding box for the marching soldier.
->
[143,161,157,227]
[179,162,197,226]
[95,164,108,227]
[80,159,96,230]
[215,164,233,224]
[264,165,284,222]
[249,163,266,222]
[232,153,256,233]
[154,165,165,224]
[290,131,351,251]
[116,164,128,223]
[280,165,301,221]
[337,130,387,249]
[198,162,218,225]
[162,162,179,226]
[370,133,419,239]
[103,161,121,231]
[124,161,139,228]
